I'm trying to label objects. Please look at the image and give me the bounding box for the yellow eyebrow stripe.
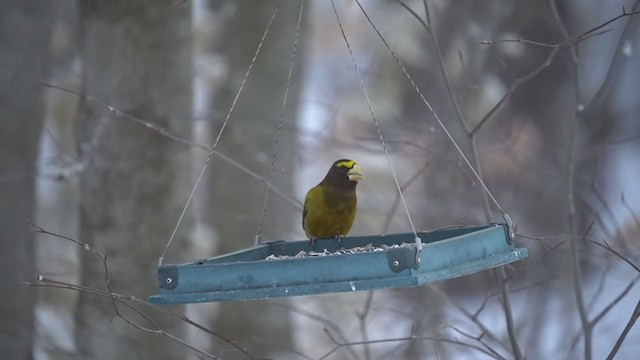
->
[335,160,356,169]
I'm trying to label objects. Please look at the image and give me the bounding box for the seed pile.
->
[265,242,416,260]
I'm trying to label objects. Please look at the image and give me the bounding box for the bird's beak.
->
[348,164,365,182]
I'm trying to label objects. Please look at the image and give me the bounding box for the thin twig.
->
[591,275,640,325]
[495,266,521,359]
[586,235,616,312]
[422,0,469,133]
[267,302,361,360]
[40,80,303,212]
[356,138,473,179]
[621,193,640,231]
[418,0,521,357]
[606,298,640,360]
[427,286,511,354]
[391,0,430,33]
[27,222,255,360]
[318,333,502,360]
[444,324,506,360]
[549,0,577,64]
[569,171,591,360]
[584,238,640,273]
[356,291,375,360]
[382,160,431,233]
[473,8,640,135]
[23,279,220,360]
[519,233,640,273]
[581,1,640,115]
[358,0,508,216]
[249,336,313,360]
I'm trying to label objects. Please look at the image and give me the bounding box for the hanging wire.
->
[255,0,306,245]
[353,0,509,222]
[330,0,423,258]
[159,1,282,265]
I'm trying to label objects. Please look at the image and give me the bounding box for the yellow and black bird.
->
[302,159,364,245]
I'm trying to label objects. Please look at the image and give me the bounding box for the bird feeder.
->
[149,223,527,304]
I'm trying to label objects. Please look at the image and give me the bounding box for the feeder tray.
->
[149,223,527,304]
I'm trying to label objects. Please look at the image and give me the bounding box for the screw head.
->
[393,260,399,267]
[165,277,173,284]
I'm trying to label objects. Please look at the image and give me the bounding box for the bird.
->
[302,159,364,246]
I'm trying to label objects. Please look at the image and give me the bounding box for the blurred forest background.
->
[1,0,640,359]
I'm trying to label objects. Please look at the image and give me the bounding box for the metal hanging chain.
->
[255,0,305,245]
[159,1,282,265]
[330,0,423,258]
[352,0,511,230]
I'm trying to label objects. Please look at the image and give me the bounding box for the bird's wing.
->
[302,185,322,233]
[302,199,308,232]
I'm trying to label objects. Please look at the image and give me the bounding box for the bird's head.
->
[323,159,365,187]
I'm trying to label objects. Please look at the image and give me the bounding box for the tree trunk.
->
[75,2,192,359]
[208,1,305,358]
[0,1,52,359]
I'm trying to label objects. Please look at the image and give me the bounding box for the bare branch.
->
[606,298,640,360]
[581,1,640,115]
[478,38,558,48]
[382,160,430,233]
[39,80,303,211]
[444,324,506,360]
[27,222,256,360]
[473,8,640,135]
[422,0,469,133]
[356,291,375,360]
[23,278,220,360]
[357,138,473,179]
[591,275,640,325]
[519,233,640,273]
[621,193,640,231]
[267,302,360,360]
[318,332,503,360]
[428,286,511,355]
[249,336,313,360]
[585,238,640,273]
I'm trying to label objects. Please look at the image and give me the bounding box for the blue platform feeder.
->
[149,223,527,304]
